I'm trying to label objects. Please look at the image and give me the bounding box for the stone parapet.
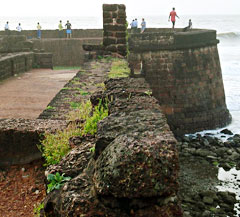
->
[0,52,34,80]
[128,29,231,135]
[129,29,219,52]
[0,35,33,53]
[0,118,67,166]
[0,29,103,39]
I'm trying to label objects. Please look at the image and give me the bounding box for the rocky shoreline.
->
[178,132,240,217]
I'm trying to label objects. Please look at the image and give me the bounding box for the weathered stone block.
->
[103,18,113,24]
[104,24,126,32]
[116,18,126,25]
[118,4,126,10]
[118,10,126,18]
[117,38,126,44]
[103,37,117,46]
[103,11,112,19]
[116,32,126,38]
[0,118,66,166]
[105,45,118,52]
[103,4,118,11]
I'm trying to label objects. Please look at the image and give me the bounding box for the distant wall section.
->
[32,38,102,66]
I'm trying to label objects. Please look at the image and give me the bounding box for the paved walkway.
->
[0,69,78,119]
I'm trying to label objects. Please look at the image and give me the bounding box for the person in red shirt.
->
[169,7,179,29]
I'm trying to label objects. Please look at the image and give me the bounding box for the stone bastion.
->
[128,29,232,135]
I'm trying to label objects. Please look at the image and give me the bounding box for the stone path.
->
[0,68,78,119]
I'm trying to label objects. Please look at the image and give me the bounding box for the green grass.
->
[108,59,130,78]
[69,102,82,109]
[46,106,56,110]
[40,100,108,166]
[53,66,81,70]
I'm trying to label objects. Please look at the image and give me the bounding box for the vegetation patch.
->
[46,106,56,110]
[108,59,130,78]
[40,100,108,166]
[33,202,44,217]
[53,66,81,70]
[47,172,71,193]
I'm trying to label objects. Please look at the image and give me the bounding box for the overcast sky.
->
[0,0,239,17]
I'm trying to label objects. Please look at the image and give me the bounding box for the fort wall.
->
[32,38,102,66]
[129,30,231,135]
[0,29,103,39]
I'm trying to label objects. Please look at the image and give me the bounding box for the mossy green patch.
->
[108,59,130,78]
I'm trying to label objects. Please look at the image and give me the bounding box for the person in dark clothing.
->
[183,19,192,32]
[65,20,72,38]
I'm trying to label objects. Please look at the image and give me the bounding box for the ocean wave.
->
[218,32,240,39]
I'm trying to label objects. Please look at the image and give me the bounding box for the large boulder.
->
[94,133,178,198]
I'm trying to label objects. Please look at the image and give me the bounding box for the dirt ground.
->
[0,68,78,119]
[0,160,46,217]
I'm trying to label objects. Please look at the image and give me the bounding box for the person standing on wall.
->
[134,18,138,33]
[65,20,72,39]
[4,21,10,35]
[16,23,22,34]
[37,22,42,39]
[168,7,179,29]
[58,20,64,38]
[141,18,146,33]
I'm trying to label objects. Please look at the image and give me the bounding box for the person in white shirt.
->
[16,23,22,33]
[4,21,10,35]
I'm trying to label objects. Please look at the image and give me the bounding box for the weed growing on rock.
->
[108,59,130,78]
[47,172,71,193]
[46,106,55,110]
[95,82,105,89]
[40,100,108,166]
[41,125,82,166]
[33,202,44,217]
[83,99,108,135]
[69,102,82,109]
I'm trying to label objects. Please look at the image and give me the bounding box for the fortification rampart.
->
[0,29,103,39]
[32,38,102,66]
[0,35,53,81]
[129,29,231,135]
[0,29,103,67]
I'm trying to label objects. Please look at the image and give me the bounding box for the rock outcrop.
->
[43,78,182,216]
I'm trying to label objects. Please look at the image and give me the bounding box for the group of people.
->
[3,20,73,39]
[130,18,146,33]
[130,7,192,34]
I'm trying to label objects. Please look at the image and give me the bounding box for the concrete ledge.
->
[0,118,67,166]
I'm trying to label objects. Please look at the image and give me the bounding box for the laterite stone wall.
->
[129,30,231,135]
[103,4,127,56]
